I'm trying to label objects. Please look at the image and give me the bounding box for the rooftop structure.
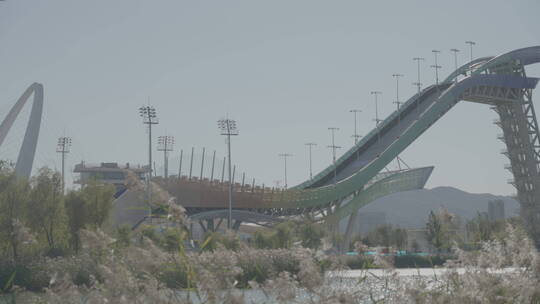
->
[74,162,148,194]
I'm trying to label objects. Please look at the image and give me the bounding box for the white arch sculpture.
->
[0,83,44,178]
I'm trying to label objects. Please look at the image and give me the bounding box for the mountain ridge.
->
[342,186,520,232]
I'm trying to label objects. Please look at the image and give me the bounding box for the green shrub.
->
[69,260,103,287]
[45,247,69,258]
[271,254,300,275]
[393,254,452,268]
[253,231,273,249]
[200,232,217,252]
[158,263,191,289]
[216,232,241,251]
[0,263,50,293]
[140,226,160,244]
[298,222,325,249]
[200,231,241,252]
[162,229,183,252]
[235,259,271,288]
[114,225,132,248]
[72,268,93,287]
[252,223,295,249]
[342,255,376,270]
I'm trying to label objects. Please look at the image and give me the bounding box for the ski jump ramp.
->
[161,46,540,243]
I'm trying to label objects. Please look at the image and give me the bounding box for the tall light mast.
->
[465,40,476,62]
[450,48,460,82]
[139,105,158,220]
[431,50,441,85]
[370,91,382,126]
[327,127,341,184]
[56,136,71,194]
[278,153,293,189]
[157,135,174,179]
[218,118,238,229]
[304,142,317,180]
[349,109,362,145]
[412,57,425,93]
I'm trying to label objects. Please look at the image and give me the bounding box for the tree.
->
[426,210,446,252]
[393,228,408,250]
[0,172,31,264]
[64,191,87,252]
[466,213,507,245]
[114,225,132,248]
[253,222,295,249]
[274,222,294,249]
[81,179,115,228]
[362,224,408,250]
[298,221,325,249]
[28,168,66,251]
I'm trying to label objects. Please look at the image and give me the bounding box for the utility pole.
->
[349,109,362,145]
[412,57,425,93]
[450,48,460,83]
[139,105,158,220]
[278,153,293,189]
[465,41,476,62]
[431,50,441,85]
[157,135,174,179]
[56,136,71,194]
[327,127,341,184]
[218,118,238,230]
[304,143,317,180]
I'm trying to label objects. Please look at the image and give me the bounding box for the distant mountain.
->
[340,186,520,232]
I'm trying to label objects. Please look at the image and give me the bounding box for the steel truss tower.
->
[463,61,540,244]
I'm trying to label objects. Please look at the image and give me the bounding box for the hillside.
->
[340,186,520,233]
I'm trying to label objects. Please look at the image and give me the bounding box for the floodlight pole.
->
[450,48,460,83]
[278,153,293,189]
[218,118,238,230]
[392,74,404,127]
[226,125,233,229]
[465,41,476,62]
[139,105,158,221]
[157,135,174,179]
[305,143,317,180]
[431,50,441,85]
[327,127,341,184]
[370,91,382,126]
[56,136,72,194]
[349,109,362,145]
[370,91,383,143]
[413,57,425,93]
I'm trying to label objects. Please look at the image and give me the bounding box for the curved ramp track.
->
[263,46,540,211]
[161,46,540,238]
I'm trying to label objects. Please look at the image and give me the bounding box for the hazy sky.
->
[1,0,540,195]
